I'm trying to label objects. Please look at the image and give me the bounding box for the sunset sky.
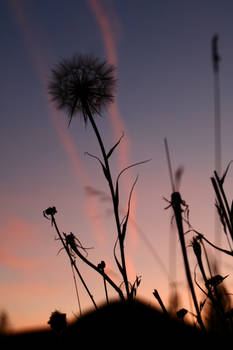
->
[1,0,233,331]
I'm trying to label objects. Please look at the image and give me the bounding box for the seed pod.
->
[192,237,202,260]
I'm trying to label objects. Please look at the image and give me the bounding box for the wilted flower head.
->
[43,206,57,217]
[48,54,116,125]
[48,310,67,334]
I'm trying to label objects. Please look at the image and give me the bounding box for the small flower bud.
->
[97,260,106,272]
[44,207,57,217]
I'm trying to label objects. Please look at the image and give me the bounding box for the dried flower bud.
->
[206,274,228,288]
[97,260,106,272]
[44,207,57,217]
[48,310,66,334]
[192,237,202,260]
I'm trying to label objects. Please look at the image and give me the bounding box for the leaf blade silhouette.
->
[107,132,124,159]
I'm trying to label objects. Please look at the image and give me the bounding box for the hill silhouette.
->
[1,300,229,348]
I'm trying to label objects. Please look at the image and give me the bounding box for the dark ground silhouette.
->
[1,300,230,348]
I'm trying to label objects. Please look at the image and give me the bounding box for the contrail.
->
[88,0,138,248]
[88,0,131,165]
[8,0,108,244]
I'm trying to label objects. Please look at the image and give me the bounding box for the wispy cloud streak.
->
[88,0,138,248]
[88,0,131,167]
[8,0,108,243]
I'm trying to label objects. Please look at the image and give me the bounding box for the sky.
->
[1,0,233,331]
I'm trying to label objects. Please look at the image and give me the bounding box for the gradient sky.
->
[1,0,233,331]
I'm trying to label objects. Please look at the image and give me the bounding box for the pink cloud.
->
[0,218,38,270]
[0,250,36,270]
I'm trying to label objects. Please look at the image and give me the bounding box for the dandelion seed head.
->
[48,54,116,125]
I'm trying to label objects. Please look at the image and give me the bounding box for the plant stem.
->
[171,192,205,331]
[70,238,125,300]
[51,215,98,310]
[153,289,168,315]
[70,263,82,316]
[199,234,233,256]
[213,172,233,242]
[103,277,109,304]
[85,105,130,298]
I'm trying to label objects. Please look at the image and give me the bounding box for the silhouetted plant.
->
[188,163,233,258]
[164,138,205,331]
[153,289,168,315]
[97,260,109,304]
[0,311,10,335]
[47,53,149,304]
[44,207,99,309]
[164,159,233,333]
[191,236,231,331]
[48,310,67,334]
[42,42,233,338]
[48,54,116,126]
[164,162,233,332]
[43,207,124,308]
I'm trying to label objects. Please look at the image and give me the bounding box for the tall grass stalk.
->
[164,139,205,330]
[171,192,205,331]
[212,34,222,259]
[212,34,222,177]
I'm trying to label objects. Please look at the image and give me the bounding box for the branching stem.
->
[85,104,130,298]
[51,215,98,310]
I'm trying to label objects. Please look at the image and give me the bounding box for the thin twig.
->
[153,289,168,315]
[70,262,82,316]
[51,215,98,310]
[164,138,175,192]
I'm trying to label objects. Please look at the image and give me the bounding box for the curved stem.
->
[200,234,233,256]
